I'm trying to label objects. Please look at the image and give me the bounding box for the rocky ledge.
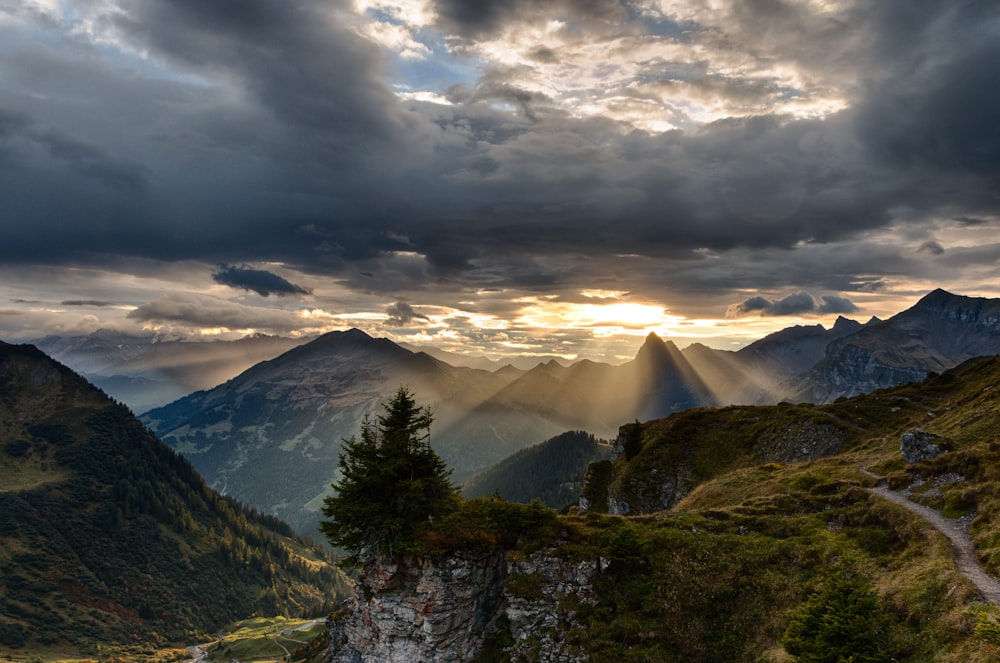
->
[326,548,600,663]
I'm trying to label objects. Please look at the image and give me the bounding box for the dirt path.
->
[183,644,209,663]
[866,480,1000,605]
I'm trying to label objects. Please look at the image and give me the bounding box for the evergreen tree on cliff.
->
[320,387,459,566]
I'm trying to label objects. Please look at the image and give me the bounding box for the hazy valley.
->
[130,289,1000,537]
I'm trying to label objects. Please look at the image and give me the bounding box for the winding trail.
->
[863,472,1000,605]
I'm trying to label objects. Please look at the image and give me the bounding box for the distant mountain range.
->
[0,341,349,653]
[33,330,311,413]
[141,329,574,535]
[137,289,1000,536]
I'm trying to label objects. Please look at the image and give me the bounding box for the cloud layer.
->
[0,0,998,355]
[212,265,312,297]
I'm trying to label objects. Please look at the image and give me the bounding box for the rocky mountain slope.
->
[794,289,1000,402]
[142,329,572,535]
[0,341,349,654]
[326,353,1000,662]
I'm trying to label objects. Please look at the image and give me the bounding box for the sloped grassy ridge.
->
[409,356,1000,662]
[0,342,350,655]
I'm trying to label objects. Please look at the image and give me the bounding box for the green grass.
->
[205,617,327,662]
[467,356,1000,662]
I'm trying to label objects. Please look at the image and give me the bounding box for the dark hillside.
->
[0,341,349,654]
[461,430,611,508]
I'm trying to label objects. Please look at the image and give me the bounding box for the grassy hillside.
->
[419,355,1000,661]
[0,342,350,656]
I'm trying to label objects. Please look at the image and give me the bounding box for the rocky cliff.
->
[796,289,1000,402]
[326,549,600,663]
[581,405,853,516]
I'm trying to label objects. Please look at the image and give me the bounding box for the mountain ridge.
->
[142,290,1000,538]
[0,341,349,654]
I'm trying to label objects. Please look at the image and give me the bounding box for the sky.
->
[1,0,999,362]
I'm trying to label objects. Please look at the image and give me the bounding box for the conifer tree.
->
[782,567,897,663]
[320,387,458,566]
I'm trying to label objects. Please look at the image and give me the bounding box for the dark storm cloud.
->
[0,107,146,191]
[0,0,408,267]
[854,3,1000,187]
[113,0,401,156]
[767,292,818,316]
[818,295,860,315]
[727,292,858,318]
[385,302,430,327]
[212,265,311,297]
[62,300,116,307]
[0,0,998,309]
[918,241,945,256]
[732,296,770,314]
[127,293,305,332]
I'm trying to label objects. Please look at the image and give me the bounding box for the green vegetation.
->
[320,387,460,566]
[782,563,900,662]
[201,616,328,662]
[448,356,1000,661]
[0,342,350,655]
[9,346,1000,660]
[417,496,558,556]
[461,430,611,509]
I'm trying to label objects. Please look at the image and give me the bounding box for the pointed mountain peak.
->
[916,288,958,307]
[866,316,882,325]
[635,332,679,362]
[641,331,672,348]
[832,316,861,333]
[279,328,411,364]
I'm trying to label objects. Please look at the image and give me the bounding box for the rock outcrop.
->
[586,415,849,516]
[326,548,599,663]
[900,428,947,463]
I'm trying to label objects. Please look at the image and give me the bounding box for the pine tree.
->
[782,567,897,663]
[320,387,459,566]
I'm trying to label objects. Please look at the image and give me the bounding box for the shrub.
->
[3,439,31,456]
[782,567,899,663]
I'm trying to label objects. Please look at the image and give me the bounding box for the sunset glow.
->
[0,1,997,360]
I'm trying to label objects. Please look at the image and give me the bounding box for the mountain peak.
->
[832,316,861,333]
[641,331,674,349]
[916,288,958,307]
[306,327,377,348]
[634,331,679,364]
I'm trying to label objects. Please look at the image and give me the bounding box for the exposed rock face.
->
[594,416,847,516]
[798,289,1000,403]
[505,555,598,662]
[328,552,506,663]
[326,549,599,663]
[900,429,945,463]
[606,465,693,516]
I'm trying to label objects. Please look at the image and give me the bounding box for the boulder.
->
[900,429,945,463]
